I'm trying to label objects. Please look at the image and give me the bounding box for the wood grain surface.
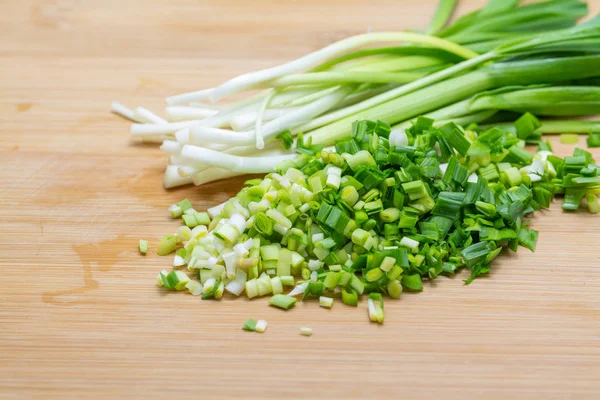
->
[1,1,600,399]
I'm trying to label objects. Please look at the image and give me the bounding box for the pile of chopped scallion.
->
[153,116,600,324]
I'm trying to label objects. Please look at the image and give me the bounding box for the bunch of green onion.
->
[112,0,600,189]
[153,116,599,323]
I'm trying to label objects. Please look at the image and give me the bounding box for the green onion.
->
[269,294,297,310]
[242,318,257,331]
[365,267,384,282]
[351,229,371,247]
[182,214,198,228]
[518,228,539,252]
[195,212,211,226]
[341,185,360,206]
[514,112,541,140]
[138,239,148,255]
[367,293,384,323]
[169,204,183,218]
[280,276,295,286]
[380,208,401,223]
[588,194,600,214]
[157,235,178,256]
[185,280,203,296]
[319,296,334,308]
[277,249,292,276]
[255,320,268,333]
[300,327,313,336]
[427,0,458,35]
[561,134,580,145]
[588,133,600,148]
[177,199,193,211]
[159,270,190,291]
[402,274,423,291]
[341,288,358,306]
[254,212,274,236]
[387,280,403,299]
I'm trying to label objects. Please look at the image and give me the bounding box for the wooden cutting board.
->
[1,1,599,399]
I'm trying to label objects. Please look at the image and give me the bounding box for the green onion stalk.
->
[112,0,599,189]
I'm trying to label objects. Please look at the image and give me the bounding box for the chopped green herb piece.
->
[588,134,600,148]
[402,274,423,291]
[269,294,297,310]
[560,134,580,145]
[177,199,192,212]
[139,239,148,255]
[341,288,358,306]
[157,235,178,256]
[514,112,541,140]
[242,318,257,332]
[588,194,600,214]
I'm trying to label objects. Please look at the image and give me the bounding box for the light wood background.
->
[1,1,599,399]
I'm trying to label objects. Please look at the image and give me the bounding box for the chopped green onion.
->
[514,112,540,140]
[587,134,600,148]
[344,150,376,171]
[341,186,360,206]
[402,274,423,291]
[351,229,370,247]
[185,280,203,296]
[367,293,384,324]
[319,296,334,308]
[254,212,274,236]
[365,267,384,282]
[266,208,292,229]
[160,270,190,291]
[380,208,401,223]
[255,320,268,333]
[177,199,193,211]
[138,239,148,255]
[379,256,396,272]
[500,167,522,187]
[242,318,257,331]
[269,294,297,310]
[588,194,600,214]
[280,276,295,286]
[518,228,539,252]
[157,235,178,256]
[277,249,292,276]
[386,265,403,281]
[399,237,419,251]
[271,276,284,295]
[387,280,403,299]
[169,204,183,218]
[214,224,239,244]
[300,327,313,336]
[341,288,358,306]
[195,212,211,226]
[182,214,198,228]
[560,134,580,145]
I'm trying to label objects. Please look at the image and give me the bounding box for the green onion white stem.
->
[167,88,215,106]
[130,121,196,137]
[134,106,167,124]
[231,107,299,132]
[165,106,219,121]
[300,327,313,336]
[111,102,142,122]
